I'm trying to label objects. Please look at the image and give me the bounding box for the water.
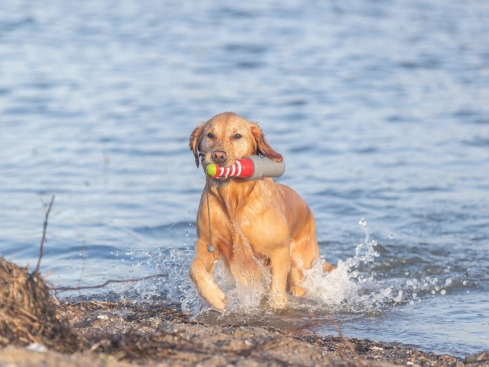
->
[1,0,489,358]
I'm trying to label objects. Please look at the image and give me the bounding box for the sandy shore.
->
[2,300,488,367]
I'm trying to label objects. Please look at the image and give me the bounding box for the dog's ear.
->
[250,123,283,163]
[189,123,205,168]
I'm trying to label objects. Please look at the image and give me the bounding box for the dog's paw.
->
[288,284,306,297]
[322,262,337,273]
[208,289,227,312]
[270,292,289,310]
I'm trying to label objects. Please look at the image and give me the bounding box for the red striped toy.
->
[206,155,285,181]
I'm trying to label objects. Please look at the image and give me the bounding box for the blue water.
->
[1,0,489,358]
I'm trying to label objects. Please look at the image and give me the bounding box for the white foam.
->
[92,218,458,316]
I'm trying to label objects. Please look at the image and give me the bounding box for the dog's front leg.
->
[190,241,227,312]
[268,245,290,309]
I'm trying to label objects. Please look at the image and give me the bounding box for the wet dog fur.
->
[189,112,335,311]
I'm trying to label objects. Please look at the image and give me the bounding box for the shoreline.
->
[2,300,487,367]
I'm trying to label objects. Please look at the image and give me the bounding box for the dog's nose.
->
[211,150,227,163]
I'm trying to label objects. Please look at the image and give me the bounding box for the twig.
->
[35,195,55,274]
[34,197,169,296]
[327,312,365,367]
[54,273,168,292]
[13,305,40,322]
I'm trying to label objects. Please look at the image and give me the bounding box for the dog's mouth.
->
[200,155,233,187]
[210,160,232,187]
[211,161,233,187]
[210,175,231,187]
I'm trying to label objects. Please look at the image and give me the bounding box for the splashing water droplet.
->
[114,218,438,316]
[393,290,403,303]
[299,219,404,312]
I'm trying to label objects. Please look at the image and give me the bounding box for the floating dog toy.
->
[206,156,285,180]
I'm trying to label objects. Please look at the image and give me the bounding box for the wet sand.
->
[2,300,487,367]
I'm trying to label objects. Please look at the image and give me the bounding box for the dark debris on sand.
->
[1,255,488,367]
[54,300,478,367]
[0,256,77,352]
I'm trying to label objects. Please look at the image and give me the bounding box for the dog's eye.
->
[234,134,242,139]
[207,132,214,139]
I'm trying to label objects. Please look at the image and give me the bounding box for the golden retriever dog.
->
[189,112,335,311]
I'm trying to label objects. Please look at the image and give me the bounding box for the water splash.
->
[181,218,392,315]
[68,218,458,317]
[300,218,456,312]
[301,218,388,312]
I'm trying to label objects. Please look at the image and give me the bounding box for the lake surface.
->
[1,0,489,358]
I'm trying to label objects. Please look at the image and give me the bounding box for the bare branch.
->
[54,273,168,292]
[35,195,55,274]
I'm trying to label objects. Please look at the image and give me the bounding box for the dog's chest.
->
[230,202,290,253]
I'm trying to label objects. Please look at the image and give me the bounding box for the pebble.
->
[370,346,384,351]
[26,343,47,353]
[465,350,489,364]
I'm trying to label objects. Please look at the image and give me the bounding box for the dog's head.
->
[189,112,282,186]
